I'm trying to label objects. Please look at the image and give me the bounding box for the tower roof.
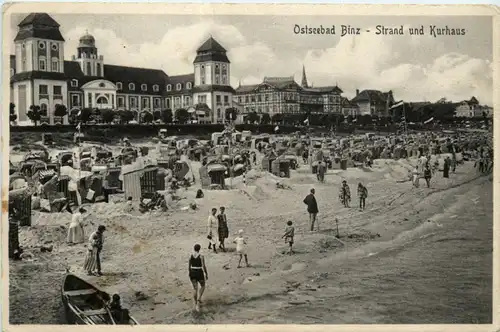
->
[18,13,60,28]
[196,36,227,53]
[301,65,309,88]
[79,30,96,48]
[15,13,64,42]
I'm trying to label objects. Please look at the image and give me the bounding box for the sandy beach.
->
[9,144,492,324]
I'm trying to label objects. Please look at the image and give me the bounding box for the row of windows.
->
[237,93,341,104]
[69,80,194,92]
[38,57,59,72]
[37,41,59,51]
[39,85,62,96]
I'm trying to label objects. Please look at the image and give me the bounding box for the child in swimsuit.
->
[282,221,295,255]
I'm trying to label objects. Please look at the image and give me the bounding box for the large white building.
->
[10,13,233,125]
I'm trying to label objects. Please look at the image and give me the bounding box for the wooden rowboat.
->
[61,274,139,325]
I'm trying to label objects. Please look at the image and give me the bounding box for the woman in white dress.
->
[67,207,85,244]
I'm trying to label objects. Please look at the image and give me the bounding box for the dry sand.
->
[9,148,492,324]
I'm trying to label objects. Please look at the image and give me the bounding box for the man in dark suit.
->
[303,188,319,231]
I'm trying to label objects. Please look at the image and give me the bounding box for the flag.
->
[390,101,405,109]
[274,126,279,132]
[424,117,434,124]
[303,118,309,125]
[76,122,81,131]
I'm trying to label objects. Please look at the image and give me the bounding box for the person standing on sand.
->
[188,244,208,311]
[339,181,351,208]
[412,166,420,188]
[443,156,450,178]
[67,207,85,245]
[217,207,229,252]
[317,160,326,183]
[357,183,368,210]
[282,221,295,255]
[83,225,106,276]
[207,208,218,253]
[233,230,249,268]
[424,164,432,188]
[303,188,319,231]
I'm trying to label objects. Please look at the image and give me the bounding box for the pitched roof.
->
[303,86,343,94]
[15,13,64,42]
[197,37,227,53]
[64,61,85,78]
[11,71,66,83]
[352,89,392,104]
[165,74,194,95]
[235,84,259,94]
[341,97,359,108]
[18,13,60,28]
[103,64,168,86]
[263,77,300,90]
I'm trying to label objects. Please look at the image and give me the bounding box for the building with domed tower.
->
[10,12,234,125]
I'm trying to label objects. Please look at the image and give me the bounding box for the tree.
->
[225,107,238,122]
[101,109,116,124]
[120,110,135,124]
[142,111,154,124]
[153,110,162,121]
[161,109,173,124]
[261,113,271,125]
[54,104,68,118]
[78,108,93,124]
[9,103,17,124]
[27,105,41,126]
[175,108,190,124]
[246,111,259,124]
[271,113,283,124]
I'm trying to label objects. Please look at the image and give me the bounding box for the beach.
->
[9,145,492,324]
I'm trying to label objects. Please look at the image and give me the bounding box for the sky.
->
[9,13,493,104]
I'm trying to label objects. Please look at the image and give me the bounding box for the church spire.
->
[301,65,309,88]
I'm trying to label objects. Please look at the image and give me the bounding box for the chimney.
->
[356,89,359,96]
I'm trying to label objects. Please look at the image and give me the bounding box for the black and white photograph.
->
[3,3,496,328]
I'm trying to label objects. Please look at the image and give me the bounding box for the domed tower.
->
[73,30,104,77]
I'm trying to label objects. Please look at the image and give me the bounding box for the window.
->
[71,79,78,87]
[224,96,229,105]
[154,98,160,108]
[142,98,149,108]
[153,85,159,92]
[130,97,137,108]
[39,85,48,95]
[86,62,91,75]
[215,75,219,84]
[186,82,192,89]
[129,83,135,91]
[22,43,25,49]
[117,97,125,107]
[38,42,45,49]
[200,65,205,85]
[185,96,191,106]
[116,82,122,90]
[141,84,147,91]
[198,95,207,104]
[40,103,48,115]
[166,84,171,91]
[39,57,46,71]
[21,59,26,72]
[97,63,101,76]
[96,96,108,106]
[49,57,58,72]
[53,86,62,96]
[216,95,221,105]
[166,98,171,108]
[88,93,92,106]
[51,43,58,51]
[176,83,182,91]
[10,68,14,77]
[174,97,181,107]
[71,95,80,107]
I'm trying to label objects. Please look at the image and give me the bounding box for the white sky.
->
[9,14,493,104]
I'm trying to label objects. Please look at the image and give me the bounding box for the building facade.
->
[10,13,231,125]
[454,96,492,118]
[351,89,395,117]
[233,67,343,121]
[341,97,360,117]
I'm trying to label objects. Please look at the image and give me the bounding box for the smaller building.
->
[341,97,359,117]
[454,96,485,118]
[351,89,395,117]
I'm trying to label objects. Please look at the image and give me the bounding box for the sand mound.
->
[19,224,68,248]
